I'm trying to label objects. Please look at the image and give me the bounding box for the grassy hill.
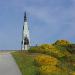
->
[11,40,75,75]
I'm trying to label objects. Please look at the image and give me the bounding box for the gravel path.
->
[0,53,22,75]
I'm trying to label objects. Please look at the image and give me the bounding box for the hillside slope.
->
[12,40,75,75]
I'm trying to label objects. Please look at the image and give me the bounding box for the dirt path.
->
[0,53,22,75]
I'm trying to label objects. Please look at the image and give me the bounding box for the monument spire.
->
[24,12,27,22]
[21,12,30,50]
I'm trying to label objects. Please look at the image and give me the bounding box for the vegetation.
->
[11,52,37,75]
[29,43,71,58]
[12,40,75,75]
[34,54,60,66]
[53,40,71,46]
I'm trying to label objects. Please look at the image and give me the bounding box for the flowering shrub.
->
[70,72,75,75]
[40,44,55,50]
[29,44,71,58]
[54,40,70,46]
[39,65,61,73]
[62,49,71,57]
[34,54,60,66]
[40,44,67,57]
[39,65,69,75]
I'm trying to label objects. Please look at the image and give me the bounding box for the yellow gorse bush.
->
[63,49,71,57]
[70,72,75,75]
[40,44,65,57]
[54,40,70,46]
[30,43,71,57]
[39,65,62,75]
[40,44,56,50]
[34,54,60,66]
[40,44,71,57]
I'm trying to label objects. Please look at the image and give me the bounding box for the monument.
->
[21,12,30,50]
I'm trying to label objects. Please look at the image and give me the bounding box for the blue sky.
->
[0,0,75,50]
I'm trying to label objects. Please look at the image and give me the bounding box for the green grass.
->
[11,51,37,75]
[11,44,75,75]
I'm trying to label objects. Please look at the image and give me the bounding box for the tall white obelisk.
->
[21,12,30,50]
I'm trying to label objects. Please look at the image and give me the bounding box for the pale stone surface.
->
[21,13,30,50]
[0,53,22,75]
